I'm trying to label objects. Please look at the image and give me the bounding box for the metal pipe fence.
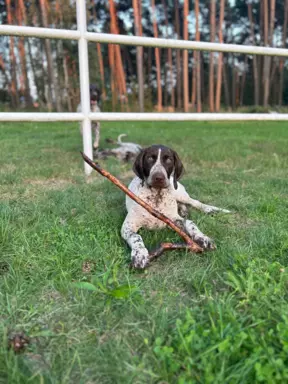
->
[0,0,287,174]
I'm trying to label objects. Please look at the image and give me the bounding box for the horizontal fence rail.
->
[1,1,288,175]
[0,113,84,122]
[0,25,80,40]
[86,33,288,58]
[1,113,288,122]
[1,25,288,57]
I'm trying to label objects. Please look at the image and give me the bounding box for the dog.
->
[96,134,142,162]
[77,84,101,150]
[121,145,230,268]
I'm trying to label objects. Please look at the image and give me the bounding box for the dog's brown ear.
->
[133,149,146,180]
[173,150,184,189]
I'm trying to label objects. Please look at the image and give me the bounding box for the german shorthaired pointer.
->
[77,84,101,150]
[96,134,142,162]
[121,145,230,268]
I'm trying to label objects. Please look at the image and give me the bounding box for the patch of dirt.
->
[40,288,63,303]
[8,332,30,353]
[0,188,20,201]
[0,163,17,173]
[82,260,96,274]
[24,178,74,190]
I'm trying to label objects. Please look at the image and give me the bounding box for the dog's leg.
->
[175,183,230,214]
[177,203,189,218]
[93,122,100,150]
[121,216,149,268]
[184,219,215,249]
[185,198,230,214]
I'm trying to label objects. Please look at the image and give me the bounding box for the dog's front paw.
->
[204,206,231,215]
[195,235,216,250]
[131,248,149,269]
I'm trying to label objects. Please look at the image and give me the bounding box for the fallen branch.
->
[148,242,195,261]
[81,152,203,261]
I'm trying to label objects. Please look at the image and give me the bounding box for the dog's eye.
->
[147,156,154,162]
[164,156,172,164]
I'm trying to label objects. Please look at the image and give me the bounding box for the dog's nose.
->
[153,173,165,183]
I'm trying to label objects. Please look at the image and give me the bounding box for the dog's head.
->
[89,83,101,106]
[133,145,184,189]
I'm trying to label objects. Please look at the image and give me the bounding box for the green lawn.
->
[0,120,288,384]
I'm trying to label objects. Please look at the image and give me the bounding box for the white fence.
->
[0,0,288,174]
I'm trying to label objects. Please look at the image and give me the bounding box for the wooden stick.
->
[148,242,195,261]
[81,153,203,257]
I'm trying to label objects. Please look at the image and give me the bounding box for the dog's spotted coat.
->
[77,84,101,150]
[121,145,230,268]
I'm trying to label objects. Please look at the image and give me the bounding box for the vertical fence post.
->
[76,0,93,175]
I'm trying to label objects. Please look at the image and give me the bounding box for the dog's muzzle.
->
[149,172,169,189]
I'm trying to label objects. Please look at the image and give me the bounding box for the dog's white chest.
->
[126,177,179,229]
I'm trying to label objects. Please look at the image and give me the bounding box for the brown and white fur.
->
[121,145,230,268]
[77,84,101,150]
[96,134,142,162]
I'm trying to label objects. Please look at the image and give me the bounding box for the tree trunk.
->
[195,0,201,112]
[201,52,205,107]
[175,0,182,110]
[269,57,277,104]
[209,0,216,112]
[39,0,61,111]
[96,43,106,100]
[18,0,33,107]
[27,2,43,105]
[235,70,240,107]
[108,44,117,109]
[109,0,127,102]
[263,0,275,106]
[161,0,169,108]
[151,0,162,111]
[6,0,19,108]
[133,0,144,111]
[215,0,225,112]
[279,0,288,106]
[63,54,72,112]
[163,59,168,107]
[27,38,43,104]
[72,60,80,110]
[191,0,198,110]
[146,47,153,105]
[147,47,152,87]
[108,23,118,107]
[90,3,107,101]
[191,53,196,109]
[196,52,202,113]
[0,55,10,91]
[222,57,230,109]
[168,48,175,109]
[239,56,248,107]
[232,57,236,110]
[262,0,274,107]
[162,0,174,109]
[183,0,189,112]
[247,2,259,105]
[124,46,134,77]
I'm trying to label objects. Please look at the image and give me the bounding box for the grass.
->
[0,120,288,384]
